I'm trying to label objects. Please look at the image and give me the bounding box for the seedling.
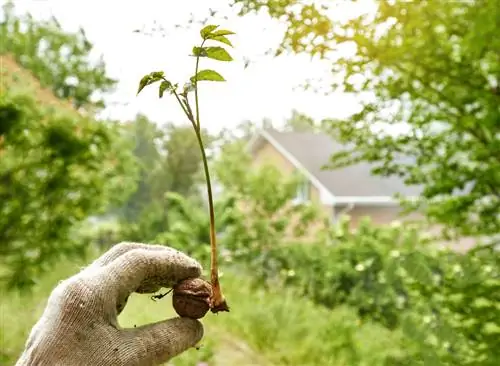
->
[136,24,234,316]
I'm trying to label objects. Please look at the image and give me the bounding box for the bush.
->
[140,141,500,365]
[399,245,500,365]
[0,87,137,290]
[1,243,406,366]
[214,272,407,366]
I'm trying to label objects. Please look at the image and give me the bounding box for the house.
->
[247,128,423,230]
[246,129,485,251]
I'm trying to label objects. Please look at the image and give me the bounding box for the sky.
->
[5,0,376,133]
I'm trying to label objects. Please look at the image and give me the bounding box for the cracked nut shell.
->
[172,278,212,319]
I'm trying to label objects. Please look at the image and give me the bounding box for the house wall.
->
[250,140,410,236]
[334,205,417,228]
[251,141,415,227]
[251,141,294,173]
[336,204,477,252]
[251,140,323,206]
[250,139,478,252]
[251,140,331,240]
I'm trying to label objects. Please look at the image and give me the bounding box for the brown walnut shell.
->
[172,278,212,319]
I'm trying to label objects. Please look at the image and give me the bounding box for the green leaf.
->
[403,252,434,285]
[192,46,207,57]
[137,71,165,95]
[191,69,225,83]
[212,29,235,36]
[483,322,500,335]
[137,75,151,95]
[205,47,233,62]
[401,315,427,344]
[200,24,219,39]
[207,34,233,47]
[150,71,165,79]
[159,80,172,98]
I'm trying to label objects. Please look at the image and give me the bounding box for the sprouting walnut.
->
[172,278,212,319]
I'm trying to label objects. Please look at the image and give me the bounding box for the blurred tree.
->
[0,1,116,112]
[118,114,163,222]
[157,122,211,197]
[0,55,137,290]
[220,111,316,146]
[229,2,500,364]
[219,117,276,143]
[233,0,500,239]
[117,117,214,241]
[283,109,317,132]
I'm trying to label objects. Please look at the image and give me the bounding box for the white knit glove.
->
[16,242,205,366]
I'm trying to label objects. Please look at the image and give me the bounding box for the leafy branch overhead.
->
[232,0,500,239]
[136,24,235,315]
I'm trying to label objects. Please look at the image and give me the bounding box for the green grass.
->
[1,247,404,365]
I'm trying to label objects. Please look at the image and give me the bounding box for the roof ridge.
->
[255,128,422,201]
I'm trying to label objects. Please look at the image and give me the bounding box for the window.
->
[293,179,310,204]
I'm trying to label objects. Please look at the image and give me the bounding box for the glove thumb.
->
[120,317,203,365]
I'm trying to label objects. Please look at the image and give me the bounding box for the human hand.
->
[16,242,205,366]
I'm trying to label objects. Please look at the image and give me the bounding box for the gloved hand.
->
[16,242,205,366]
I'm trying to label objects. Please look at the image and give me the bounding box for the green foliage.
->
[117,114,163,223]
[137,24,235,103]
[154,192,239,266]
[248,218,422,329]
[324,0,500,239]
[154,139,499,365]
[282,109,318,132]
[0,56,136,290]
[401,246,500,365]
[135,25,236,261]
[227,2,500,362]
[115,115,215,245]
[129,14,499,363]
[233,0,500,239]
[215,273,405,366]
[0,1,116,111]
[1,243,405,366]
[240,224,500,364]
[0,4,136,291]
[137,71,166,96]
[212,142,327,264]
[191,69,225,82]
[160,123,214,196]
[0,245,97,364]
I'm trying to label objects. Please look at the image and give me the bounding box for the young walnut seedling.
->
[137,24,234,318]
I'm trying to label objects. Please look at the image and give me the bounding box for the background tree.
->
[219,110,316,146]
[0,0,138,291]
[283,109,318,132]
[118,114,163,223]
[232,0,500,240]
[116,117,214,242]
[0,55,137,290]
[158,122,212,197]
[0,1,116,112]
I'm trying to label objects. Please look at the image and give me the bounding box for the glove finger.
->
[93,248,202,316]
[89,242,168,268]
[119,318,203,365]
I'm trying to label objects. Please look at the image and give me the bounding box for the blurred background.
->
[1,0,499,365]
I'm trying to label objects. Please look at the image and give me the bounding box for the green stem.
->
[172,89,197,130]
[170,39,227,311]
[192,41,221,300]
[194,40,205,129]
[193,128,219,292]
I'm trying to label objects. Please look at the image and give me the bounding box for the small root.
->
[150,288,173,301]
